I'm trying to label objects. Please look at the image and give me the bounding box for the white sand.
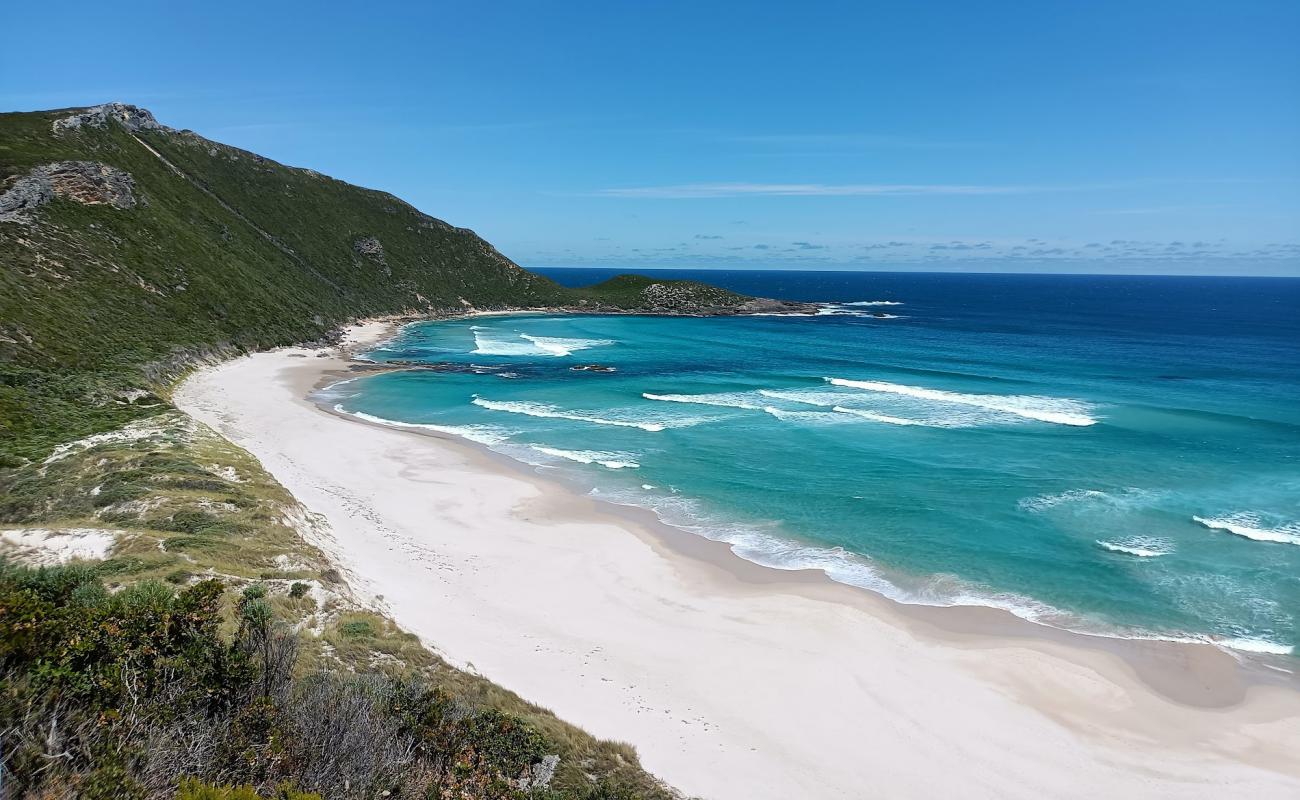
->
[174,323,1300,800]
[0,528,118,565]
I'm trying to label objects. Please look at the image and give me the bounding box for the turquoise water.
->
[328,272,1300,656]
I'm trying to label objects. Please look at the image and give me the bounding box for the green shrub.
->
[338,619,375,639]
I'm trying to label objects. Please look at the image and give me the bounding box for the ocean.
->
[325,269,1300,656]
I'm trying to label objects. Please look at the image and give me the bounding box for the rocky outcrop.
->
[731,297,820,315]
[52,102,163,134]
[0,174,53,223]
[0,162,138,223]
[353,235,390,275]
[353,235,385,260]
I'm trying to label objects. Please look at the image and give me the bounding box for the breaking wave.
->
[831,406,925,426]
[471,329,613,357]
[530,446,639,469]
[472,396,696,432]
[643,392,764,410]
[520,334,615,356]
[1214,637,1295,656]
[825,377,1097,427]
[1194,514,1300,546]
[336,407,513,445]
[1096,537,1174,558]
[844,300,904,307]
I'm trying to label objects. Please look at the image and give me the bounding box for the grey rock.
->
[517,754,560,790]
[53,103,163,134]
[353,236,390,275]
[0,162,138,223]
[0,174,54,223]
[353,236,385,260]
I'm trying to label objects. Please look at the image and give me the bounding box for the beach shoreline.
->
[174,317,1300,800]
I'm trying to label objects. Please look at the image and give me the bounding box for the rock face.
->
[732,297,820,315]
[352,235,385,260]
[0,162,138,223]
[352,235,390,275]
[52,102,163,134]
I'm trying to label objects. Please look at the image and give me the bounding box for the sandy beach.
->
[173,320,1300,800]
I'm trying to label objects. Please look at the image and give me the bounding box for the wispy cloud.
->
[594,182,1042,199]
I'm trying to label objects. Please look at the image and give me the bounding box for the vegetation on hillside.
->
[0,102,754,796]
[0,104,749,466]
[0,413,674,798]
[0,563,645,799]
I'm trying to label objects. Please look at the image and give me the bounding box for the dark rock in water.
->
[731,297,820,315]
[570,363,617,373]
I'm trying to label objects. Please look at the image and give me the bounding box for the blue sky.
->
[5,1,1298,275]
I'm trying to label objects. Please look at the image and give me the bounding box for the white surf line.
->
[825,377,1097,427]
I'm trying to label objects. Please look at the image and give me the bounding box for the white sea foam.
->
[831,406,925,426]
[587,486,1082,629]
[760,406,846,424]
[573,485,1296,655]
[825,377,1097,426]
[1096,537,1174,558]
[814,304,906,319]
[761,388,974,428]
[814,306,873,317]
[471,329,541,356]
[1193,514,1300,546]
[531,446,639,469]
[520,334,614,356]
[471,329,613,357]
[1018,489,1110,512]
[1214,637,1294,656]
[643,392,764,410]
[843,300,904,307]
[336,407,514,445]
[471,396,691,432]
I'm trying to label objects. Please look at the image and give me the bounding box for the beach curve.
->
[172,320,1300,800]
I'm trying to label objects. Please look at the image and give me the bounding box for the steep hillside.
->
[0,103,763,465]
[1,103,698,798]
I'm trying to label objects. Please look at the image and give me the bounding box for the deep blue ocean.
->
[327,270,1300,656]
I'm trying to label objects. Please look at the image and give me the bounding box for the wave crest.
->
[1193,514,1300,546]
[643,392,763,410]
[472,396,695,432]
[531,446,639,469]
[336,407,513,445]
[471,329,614,357]
[825,377,1097,426]
[1096,537,1174,558]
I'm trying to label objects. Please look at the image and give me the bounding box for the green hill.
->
[0,103,721,798]
[0,103,761,465]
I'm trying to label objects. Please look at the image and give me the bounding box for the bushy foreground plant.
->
[0,562,638,799]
